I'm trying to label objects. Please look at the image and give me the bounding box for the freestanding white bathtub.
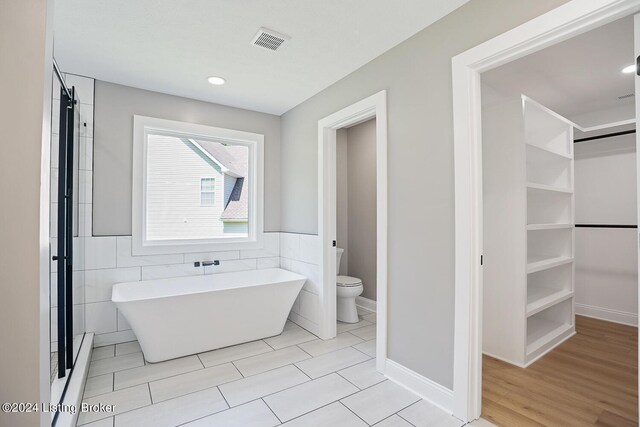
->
[112,268,306,363]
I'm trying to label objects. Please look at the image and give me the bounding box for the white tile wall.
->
[183,251,240,263]
[279,232,323,336]
[116,237,184,268]
[85,301,117,334]
[79,232,285,346]
[84,267,141,303]
[141,263,202,280]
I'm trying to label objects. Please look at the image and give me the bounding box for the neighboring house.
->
[145,135,248,240]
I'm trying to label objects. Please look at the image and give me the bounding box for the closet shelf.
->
[527,223,573,231]
[526,182,573,194]
[525,142,572,160]
[526,289,573,317]
[526,318,573,356]
[527,256,573,274]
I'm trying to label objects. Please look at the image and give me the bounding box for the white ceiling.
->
[54,0,468,115]
[482,15,635,127]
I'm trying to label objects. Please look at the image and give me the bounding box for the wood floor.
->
[482,315,638,427]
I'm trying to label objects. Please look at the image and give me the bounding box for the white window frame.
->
[132,115,264,255]
[200,177,216,207]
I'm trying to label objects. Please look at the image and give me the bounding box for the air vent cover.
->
[251,27,290,51]
[618,93,635,100]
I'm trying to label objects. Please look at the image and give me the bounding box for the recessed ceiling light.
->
[622,64,636,74]
[207,76,226,85]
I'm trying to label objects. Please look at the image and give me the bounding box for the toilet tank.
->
[336,248,344,273]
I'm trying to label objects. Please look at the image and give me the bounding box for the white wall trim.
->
[576,303,638,326]
[385,359,454,415]
[451,0,640,421]
[317,90,388,374]
[355,296,377,312]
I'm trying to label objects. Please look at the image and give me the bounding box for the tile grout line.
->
[335,371,363,391]
[291,363,313,381]
[196,353,206,369]
[261,397,284,424]
[230,360,245,378]
[217,385,232,412]
[338,400,370,426]
[392,401,423,426]
[295,344,315,358]
[147,382,153,405]
[262,338,277,351]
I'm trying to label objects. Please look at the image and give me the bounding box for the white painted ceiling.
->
[482,15,635,127]
[54,0,468,115]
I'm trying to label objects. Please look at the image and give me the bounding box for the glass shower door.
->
[49,67,86,418]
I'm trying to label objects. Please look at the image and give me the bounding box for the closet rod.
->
[574,129,635,143]
[575,224,637,229]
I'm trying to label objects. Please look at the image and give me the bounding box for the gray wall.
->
[347,119,377,300]
[336,129,349,275]
[0,0,53,425]
[280,0,568,388]
[93,81,281,235]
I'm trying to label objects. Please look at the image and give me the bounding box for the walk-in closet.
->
[479,14,638,426]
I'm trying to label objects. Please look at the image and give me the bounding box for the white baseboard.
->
[356,296,377,312]
[54,332,94,427]
[384,359,453,414]
[288,312,321,336]
[576,303,638,327]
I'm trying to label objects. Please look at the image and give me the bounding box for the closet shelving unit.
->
[483,95,576,367]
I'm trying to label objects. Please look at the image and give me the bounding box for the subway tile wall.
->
[280,233,322,337]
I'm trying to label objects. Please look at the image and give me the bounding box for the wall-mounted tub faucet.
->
[203,260,219,266]
[194,260,219,267]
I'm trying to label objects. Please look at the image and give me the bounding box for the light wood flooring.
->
[482,315,638,427]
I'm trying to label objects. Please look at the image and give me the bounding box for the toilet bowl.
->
[336,248,363,323]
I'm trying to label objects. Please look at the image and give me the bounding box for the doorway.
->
[317,90,388,373]
[451,0,640,423]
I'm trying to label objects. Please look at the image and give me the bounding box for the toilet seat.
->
[336,275,362,287]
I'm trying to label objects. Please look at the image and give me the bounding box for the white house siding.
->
[146,135,228,240]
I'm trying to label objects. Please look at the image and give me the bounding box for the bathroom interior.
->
[39,1,457,426]
[6,1,640,427]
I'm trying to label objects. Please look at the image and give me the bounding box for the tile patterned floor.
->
[77,308,487,427]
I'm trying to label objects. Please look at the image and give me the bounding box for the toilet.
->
[336,248,364,323]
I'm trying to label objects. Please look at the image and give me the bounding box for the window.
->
[132,116,264,254]
[200,178,216,206]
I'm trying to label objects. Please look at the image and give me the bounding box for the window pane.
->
[201,178,215,192]
[201,192,215,206]
[146,134,249,240]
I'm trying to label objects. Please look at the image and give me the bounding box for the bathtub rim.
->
[111,267,307,303]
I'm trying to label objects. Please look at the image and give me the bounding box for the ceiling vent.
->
[618,93,635,100]
[251,27,290,52]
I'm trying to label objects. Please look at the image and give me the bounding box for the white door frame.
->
[317,90,388,372]
[451,0,640,422]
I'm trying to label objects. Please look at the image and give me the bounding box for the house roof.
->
[192,139,248,178]
[220,177,248,221]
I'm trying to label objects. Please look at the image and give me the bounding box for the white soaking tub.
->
[112,268,306,362]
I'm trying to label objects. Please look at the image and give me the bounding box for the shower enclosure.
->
[50,61,86,417]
